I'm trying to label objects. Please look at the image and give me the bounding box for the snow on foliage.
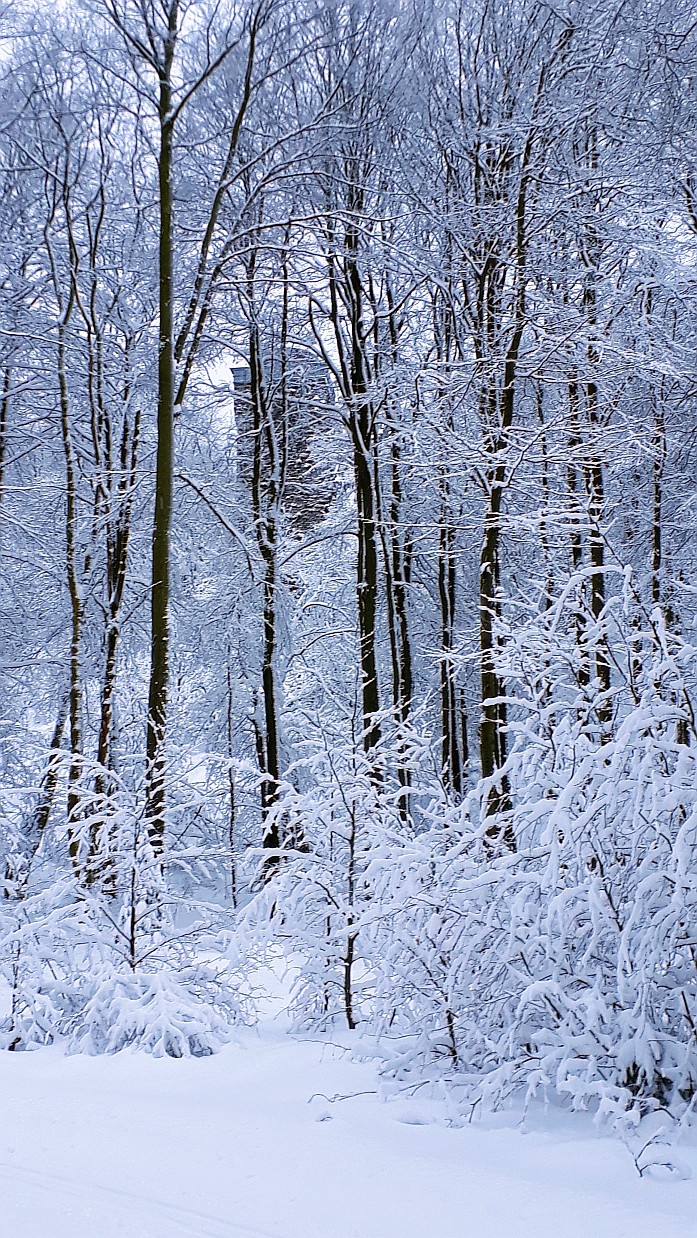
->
[3,0,697,1159]
[0,826,247,1056]
[243,602,697,1128]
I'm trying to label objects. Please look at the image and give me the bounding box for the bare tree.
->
[98,0,288,852]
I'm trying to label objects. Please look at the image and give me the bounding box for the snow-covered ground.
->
[2,980,697,1238]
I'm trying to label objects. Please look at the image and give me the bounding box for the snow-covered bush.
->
[0,766,247,1056]
[241,716,434,1030]
[70,963,237,1057]
[0,867,246,1055]
[363,605,697,1125]
[245,598,697,1128]
[242,750,380,1030]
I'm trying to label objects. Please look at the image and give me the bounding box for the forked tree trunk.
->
[347,250,382,756]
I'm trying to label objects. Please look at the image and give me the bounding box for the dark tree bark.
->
[102,0,267,855]
[145,15,177,856]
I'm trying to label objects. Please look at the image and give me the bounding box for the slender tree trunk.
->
[352,406,381,754]
[438,486,463,797]
[381,270,413,734]
[536,382,554,609]
[479,470,511,826]
[373,422,412,811]
[389,449,413,726]
[582,372,611,723]
[4,696,69,898]
[226,654,238,908]
[343,800,357,1030]
[0,365,9,518]
[261,556,280,828]
[567,374,590,688]
[57,311,84,872]
[651,387,666,609]
[324,207,382,760]
[432,282,464,800]
[476,139,531,842]
[146,65,176,857]
[346,245,381,755]
[248,293,282,850]
[580,124,611,730]
[97,414,139,774]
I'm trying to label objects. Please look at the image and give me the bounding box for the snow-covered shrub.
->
[0,869,246,1055]
[247,593,697,1128]
[0,767,247,1055]
[69,963,236,1056]
[241,716,431,1030]
[242,754,378,1030]
[363,603,697,1125]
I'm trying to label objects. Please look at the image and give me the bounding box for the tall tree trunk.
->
[226,654,238,907]
[580,123,611,731]
[479,468,511,826]
[347,243,381,756]
[380,267,413,733]
[57,308,84,872]
[475,126,532,843]
[374,422,413,814]
[246,230,284,853]
[323,203,382,761]
[0,365,9,518]
[582,371,611,724]
[567,373,590,689]
[651,388,665,609]
[438,484,463,797]
[91,408,140,885]
[146,53,176,857]
[432,278,465,800]
[352,406,381,754]
[536,382,554,610]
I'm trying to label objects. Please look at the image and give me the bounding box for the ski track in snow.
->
[0,1160,284,1238]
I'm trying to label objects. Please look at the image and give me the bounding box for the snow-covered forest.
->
[4,0,697,1183]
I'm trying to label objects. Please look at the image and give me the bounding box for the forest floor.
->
[1,969,697,1237]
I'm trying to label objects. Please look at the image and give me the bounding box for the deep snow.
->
[1,982,697,1237]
